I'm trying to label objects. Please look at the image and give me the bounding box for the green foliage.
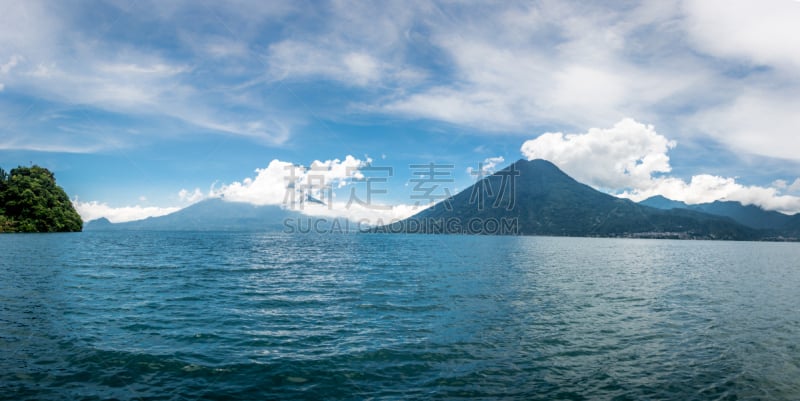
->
[387,159,760,240]
[0,165,82,233]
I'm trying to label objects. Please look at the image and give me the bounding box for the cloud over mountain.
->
[211,155,369,206]
[521,119,800,214]
[521,119,675,190]
[73,200,180,223]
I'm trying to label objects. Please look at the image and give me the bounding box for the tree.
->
[0,165,82,233]
[0,167,7,215]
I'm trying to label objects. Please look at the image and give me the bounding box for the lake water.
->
[1,232,799,400]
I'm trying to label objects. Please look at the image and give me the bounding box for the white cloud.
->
[617,175,800,215]
[342,52,382,85]
[201,38,250,58]
[771,178,800,195]
[264,1,428,88]
[1,54,22,74]
[521,118,800,214]
[212,159,295,205]
[0,53,292,150]
[0,54,23,93]
[521,118,675,190]
[212,155,370,206]
[3,0,800,167]
[73,200,180,223]
[97,62,190,76]
[0,137,110,153]
[377,2,712,134]
[294,200,418,227]
[467,156,505,177]
[208,155,423,225]
[267,40,421,87]
[0,2,292,152]
[376,1,800,163]
[72,155,386,226]
[683,0,800,71]
[178,188,205,203]
[788,178,800,193]
[690,90,800,161]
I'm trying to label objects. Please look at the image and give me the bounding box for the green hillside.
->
[378,159,758,240]
[0,166,82,233]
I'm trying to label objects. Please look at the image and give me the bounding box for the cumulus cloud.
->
[178,188,205,203]
[212,155,370,206]
[5,0,800,164]
[211,154,419,225]
[467,156,505,177]
[74,187,206,223]
[521,118,675,190]
[521,118,800,214]
[74,154,417,226]
[73,200,180,223]
[770,178,800,195]
[375,1,800,163]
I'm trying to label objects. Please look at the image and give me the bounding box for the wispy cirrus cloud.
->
[372,0,800,166]
[4,0,800,164]
[4,0,800,215]
[379,2,699,132]
[0,1,293,152]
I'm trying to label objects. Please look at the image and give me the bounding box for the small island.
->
[0,166,82,233]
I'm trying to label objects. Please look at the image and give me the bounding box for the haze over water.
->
[2,232,799,400]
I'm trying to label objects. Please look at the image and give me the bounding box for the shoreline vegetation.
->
[0,166,82,233]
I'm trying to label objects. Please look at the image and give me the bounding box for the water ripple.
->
[2,233,800,400]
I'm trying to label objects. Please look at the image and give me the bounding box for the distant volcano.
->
[377,159,761,240]
[84,198,301,231]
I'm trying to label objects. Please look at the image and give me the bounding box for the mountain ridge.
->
[378,159,763,240]
[84,198,358,233]
[85,198,298,231]
[640,195,796,231]
[86,159,797,241]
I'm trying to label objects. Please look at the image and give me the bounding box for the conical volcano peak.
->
[499,159,576,183]
[379,158,758,240]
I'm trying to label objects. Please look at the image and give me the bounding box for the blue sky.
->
[2,0,800,222]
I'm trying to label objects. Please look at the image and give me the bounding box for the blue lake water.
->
[1,231,799,400]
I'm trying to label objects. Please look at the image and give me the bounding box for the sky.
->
[2,0,800,223]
